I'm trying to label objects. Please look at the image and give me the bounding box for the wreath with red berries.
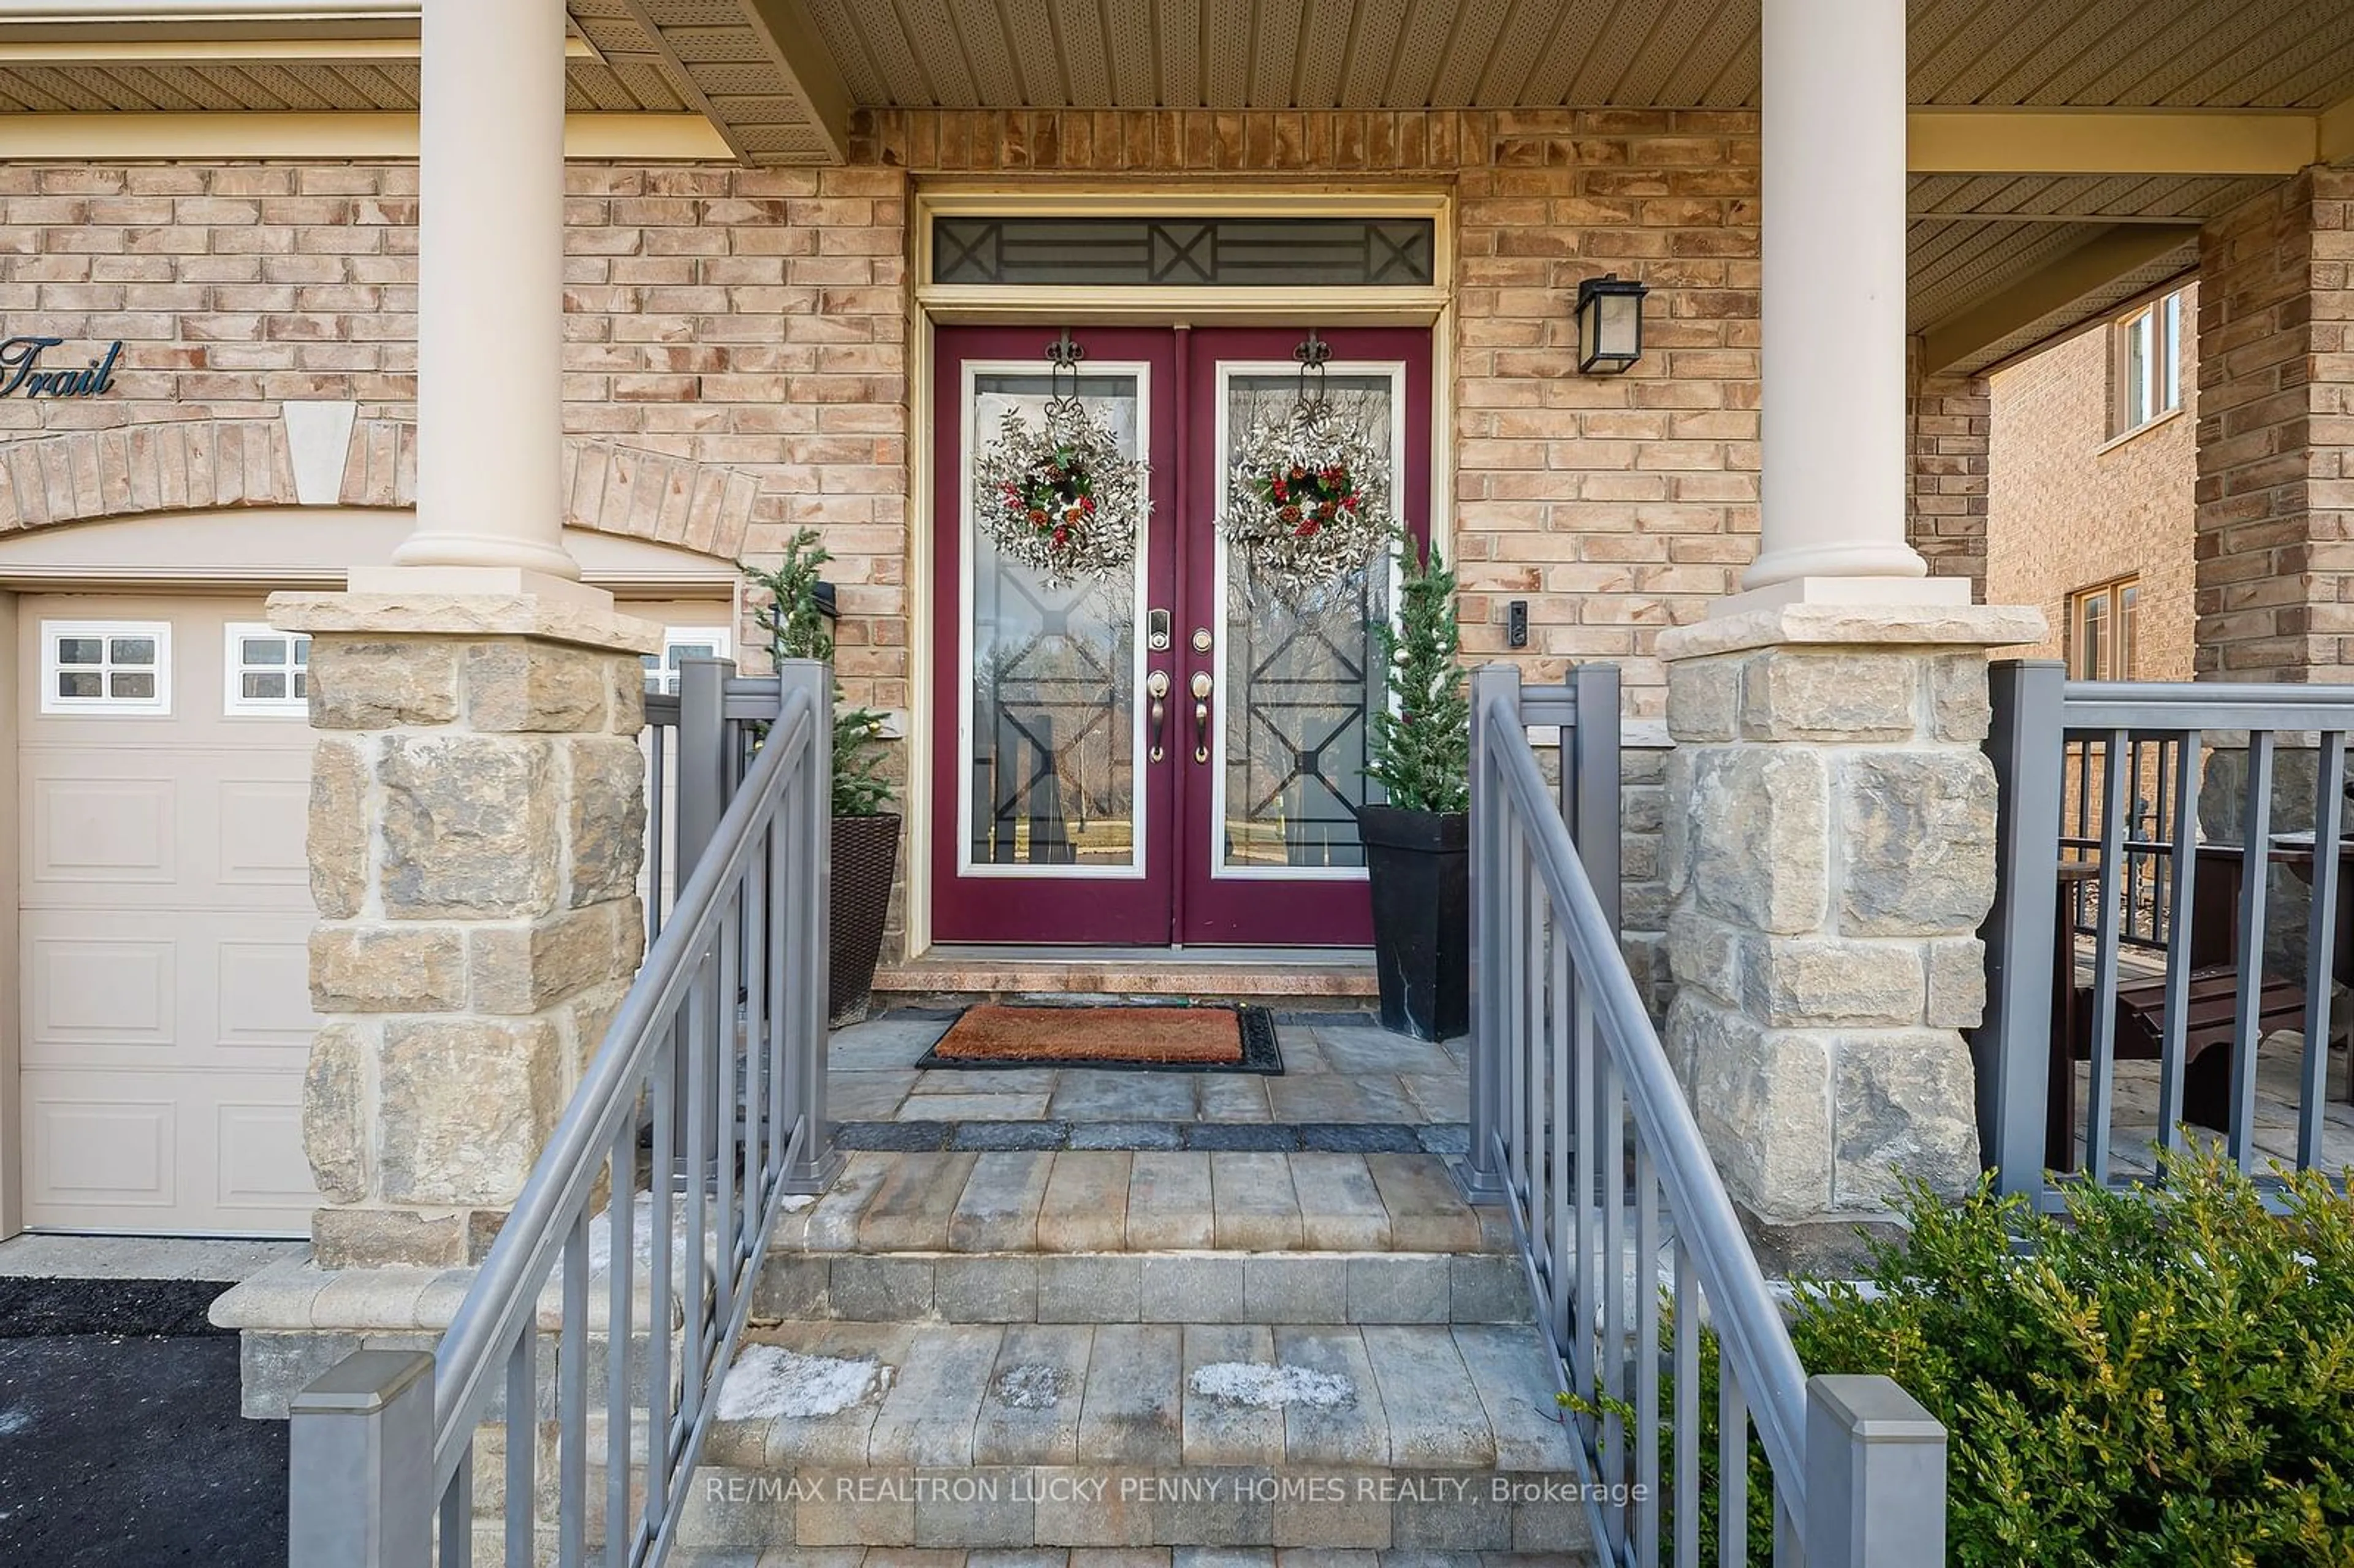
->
[1219,403,1392,603]
[1249,460,1366,538]
[974,400,1145,586]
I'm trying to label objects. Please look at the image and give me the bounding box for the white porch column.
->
[1740,0,1954,606]
[374,0,585,590]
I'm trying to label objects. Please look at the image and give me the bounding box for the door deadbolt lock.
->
[1148,609,1171,652]
[1191,627,1214,654]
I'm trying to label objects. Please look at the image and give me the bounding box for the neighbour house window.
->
[42,621,170,714]
[224,624,311,715]
[2068,578,2139,681]
[2112,291,2183,438]
[642,628,734,695]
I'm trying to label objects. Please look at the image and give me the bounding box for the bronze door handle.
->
[1146,669,1171,763]
[1191,671,1214,764]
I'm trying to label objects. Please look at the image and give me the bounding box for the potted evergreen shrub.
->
[747,530,897,1026]
[1360,535,1471,1041]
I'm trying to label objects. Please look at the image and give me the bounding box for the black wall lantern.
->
[1576,273,1648,374]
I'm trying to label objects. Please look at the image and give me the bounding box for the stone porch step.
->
[771,1152,1506,1257]
[679,1322,1590,1557]
[672,1550,1590,1568]
[871,949,1378,1011]
[752,1249,1529,1328]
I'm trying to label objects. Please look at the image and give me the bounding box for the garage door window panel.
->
[224,624,311,715]
[42,621,171,714]
[643,627,734,694]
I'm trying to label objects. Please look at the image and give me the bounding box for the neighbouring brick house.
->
[0,0,2342,1277]
[1988,283,2200,685]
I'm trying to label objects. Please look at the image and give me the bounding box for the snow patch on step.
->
[992,1362,1074,1410]
[718,1343,893,1421]
[1187,1361,1355,1409]
[583,1190,816,1279]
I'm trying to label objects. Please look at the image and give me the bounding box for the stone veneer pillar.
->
[273,591,660,1269]
[1660,601,2043,1224]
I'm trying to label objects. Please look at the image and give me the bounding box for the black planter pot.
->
[830,812,900,1026]
[1358,804,1470,1042]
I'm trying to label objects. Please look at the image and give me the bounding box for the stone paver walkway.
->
[832,1014,1469,1128]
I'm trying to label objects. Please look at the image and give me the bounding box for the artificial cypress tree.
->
[1365,534,1470,816]
[744,528,895,817]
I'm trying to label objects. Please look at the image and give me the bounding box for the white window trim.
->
[643,626,735,694]
[223,622,311,717]
[2111,291,2184,441]
[41,619,172,715]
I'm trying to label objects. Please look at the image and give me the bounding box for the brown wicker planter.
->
[830,812,900,1026]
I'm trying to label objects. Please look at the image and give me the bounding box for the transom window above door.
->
[930,215,1438,287]
[42,620,169,714]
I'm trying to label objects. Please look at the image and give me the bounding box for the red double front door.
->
[930,324,1433,947]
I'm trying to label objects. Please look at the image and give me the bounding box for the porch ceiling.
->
[0,2,847,162]
[1908,218,2201,376]
[0,55,679,117]
[1,2,2342,376]
[802,0,2354,112]
[9,2,2349,135]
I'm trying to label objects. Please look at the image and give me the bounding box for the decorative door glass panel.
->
[932,217,1437,287]
[962,367,1148,875]
[1213,368,1400,878]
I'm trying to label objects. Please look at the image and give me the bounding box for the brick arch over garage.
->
[0,419,758,560]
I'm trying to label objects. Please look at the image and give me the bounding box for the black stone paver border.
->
[832,1119,1471,1154]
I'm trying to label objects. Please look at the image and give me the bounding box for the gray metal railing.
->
[288,658,841,1568]
[642,658,796,944]
[1468,663,1946,1568]
[1978,660,2354,1205]
[2060,733,2179,949]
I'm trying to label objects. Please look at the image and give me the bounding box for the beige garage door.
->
[18,595,319,1234]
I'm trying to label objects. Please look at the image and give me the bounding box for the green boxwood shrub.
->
[1792,1146,2353,1564]
[1572,1145,2354,1564]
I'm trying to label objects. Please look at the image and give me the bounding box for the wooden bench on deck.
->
[2048,849,2311,1171]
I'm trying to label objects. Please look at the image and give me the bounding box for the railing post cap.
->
[291,1349,435,1416]
[1807,1373,1945,1442]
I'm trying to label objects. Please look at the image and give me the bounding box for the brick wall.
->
[2193,170,2354,682]
[870,107,1762,734]
[1907,367,1990,599]
[872,106,1762,964]
[0,159,912,714]
[0,116,1914,978]
[1986,284,2198,679]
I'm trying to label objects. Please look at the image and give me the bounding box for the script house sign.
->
[0,336,122,398]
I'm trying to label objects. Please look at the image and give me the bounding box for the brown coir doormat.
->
[916,1004,1283,1075]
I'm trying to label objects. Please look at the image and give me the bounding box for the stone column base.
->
[270,591,662,1270]
[1659,600,2043,1224]
[211,590,664,1417]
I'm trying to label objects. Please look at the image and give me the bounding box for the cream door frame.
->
[904,183,1457,957]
